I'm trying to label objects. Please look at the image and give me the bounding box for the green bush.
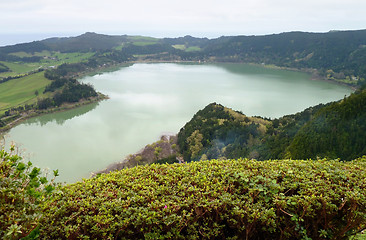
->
[40,157,366,239]
[0,146,58,239]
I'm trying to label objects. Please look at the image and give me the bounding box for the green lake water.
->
[3,63,352,182]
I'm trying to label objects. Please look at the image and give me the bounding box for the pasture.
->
[0,71,51,114]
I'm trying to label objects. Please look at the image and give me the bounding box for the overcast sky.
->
[1,0,365,45]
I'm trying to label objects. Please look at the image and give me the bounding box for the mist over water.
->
[4,63,352,182]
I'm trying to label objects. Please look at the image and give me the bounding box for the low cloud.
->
[1,0,366,37]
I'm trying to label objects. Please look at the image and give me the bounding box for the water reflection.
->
[213,63,309,80]
[24,102,99,127]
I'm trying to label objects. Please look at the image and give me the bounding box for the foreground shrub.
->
[0,146,58,239]
[40,158,366,239]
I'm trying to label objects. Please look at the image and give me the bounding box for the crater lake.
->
[3,63,352,182]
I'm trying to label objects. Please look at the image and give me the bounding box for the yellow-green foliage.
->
[40,157,366,239]
[187,130,204,159]
[224,107,271,127]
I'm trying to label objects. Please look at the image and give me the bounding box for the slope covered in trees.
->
[177,87,366,162]
[177,103,271,161]
[286,86,366,160]
[203,30,366,86]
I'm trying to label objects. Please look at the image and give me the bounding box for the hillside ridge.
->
[176,87,366,162]
[1,29,366,86]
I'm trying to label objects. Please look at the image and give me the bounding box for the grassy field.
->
[0,71,51,114]
[127,36,159,42]
[186,46,201,52]
[172,45,201,52]
[132,41,159,46]
[9,51,94,64]
[51,52,95,63]
[0,52,95,78]
[127,36,159,47]
[9,50,52,58]
[172,44,186,50]
[0,61,43,77]
[0,51,96,115]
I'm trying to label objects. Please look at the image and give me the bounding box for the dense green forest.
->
[177,87,366,162]
[286,86,366,160]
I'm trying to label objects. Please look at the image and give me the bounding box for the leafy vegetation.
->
[39,157,366,239]
[1,145,365,239]
[0,145,58,239]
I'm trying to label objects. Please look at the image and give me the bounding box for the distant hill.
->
[0,32,128,54]
[41,32,129,52]
[1,30,366,86]
[177,87,366,162]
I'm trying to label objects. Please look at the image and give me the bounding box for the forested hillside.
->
[1,30,366,86]
[203,31,366,85]
[177,103,271,161]
[177,87,366,162]
[286,86,366,160]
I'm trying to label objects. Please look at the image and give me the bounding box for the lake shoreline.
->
[121,60,358,90]
[0,60,355,134]
[66,55,358,91]
[220,62,358,91]
[5,62,353,183]
[0,93,108,134]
